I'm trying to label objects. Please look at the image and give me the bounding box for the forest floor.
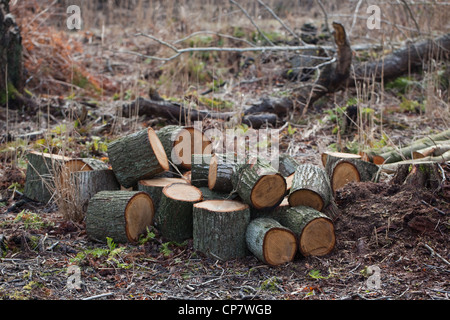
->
[0,1,449,301]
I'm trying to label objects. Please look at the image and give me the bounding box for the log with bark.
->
[156,183,203,242]
[86,191,155,244]
[68,169,120,215]
[272,206,336,257]
[137,177,189,213]
[288,164,332,212]
[107,127,170,188]
[156,125,212,170]
[245,217,297,266]
[232,160,286,210]
[23,151,110,204]
[193,200,250,260]
[349,33,450,86]
[208,153,239,193]
[190,153,213,187]
[324,153,379,193]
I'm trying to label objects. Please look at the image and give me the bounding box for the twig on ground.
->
[422,243,450,266]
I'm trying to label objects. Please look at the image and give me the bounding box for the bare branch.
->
[229,0,275,46]
[256,0,306,45]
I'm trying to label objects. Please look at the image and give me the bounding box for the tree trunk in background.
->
[0,0,24,106]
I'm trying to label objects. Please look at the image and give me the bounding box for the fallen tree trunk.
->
[86,191,154,244]
[245,217,297,266]
[349,33,450,85]
[193,200,250,260]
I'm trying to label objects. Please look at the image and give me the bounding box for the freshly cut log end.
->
[208,153,238,193]
[193,200,250,260]
[329,158,379,192]
[331,161,360,192]
[251,174,287,209]
[107,128,169,188]
[299,216,335,257]
[288,189,325,212]
[321,151,361,167]
[246,218,297,266]
[288,164,332,212]
[273,206,336,257]
[86,191,154,244]
[138,177,189,211]
[157,125,212,170]
[156,183,203,242]
[125,193,155,243]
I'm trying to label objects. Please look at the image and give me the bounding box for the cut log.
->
[190,153,212,187]
[65,169,120,218]
[107,127,170,188]
[193,200,250,260]
[288,164,332,212]
[156,183,203,242]
[208,153,239,193]
[232,161,286,210]
[86,191,154,244]
[137,177,189,213]
[380,151,450,173]
[412,143,450,159]
[272,206,335,257]
[328,158,379,193]
[277,154,300,177]
[23,151,72,203]
[23,152,108,204]
[245,218,297,266]
[321,151,361,168]
[198,187,237,201]
[156,125,212,170]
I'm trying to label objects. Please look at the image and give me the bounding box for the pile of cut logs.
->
[22,126,449,265]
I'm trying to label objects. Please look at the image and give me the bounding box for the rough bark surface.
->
[193,200,250,261]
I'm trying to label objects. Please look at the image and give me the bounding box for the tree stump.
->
[86,191,155,244]
[232,161,286,210]
[156,183,203,242]
[107,128,170,188]
[157,125,212,170]
[208,153,239,193]
[392,162,443,190]
[137,177,189,213]
[245,218,297,266]
[193,200,250,260]
[273,206,336,257]
[288,164,332,212]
